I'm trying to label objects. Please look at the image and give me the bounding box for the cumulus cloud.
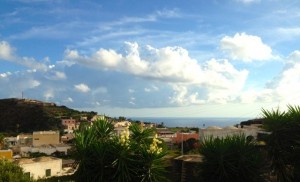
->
[237,50,300,105]
[169,58,248,105]
[65,42,249,106]
[220,33,273,62]
[74,83,90,93]
[0,41,15,60]
[270,51,300,104]
[65,42,203,83]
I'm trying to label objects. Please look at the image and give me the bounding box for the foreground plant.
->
[0,159,32,182]
[74,119,167,182]
[262,105,300,182]
[199,134,264,182]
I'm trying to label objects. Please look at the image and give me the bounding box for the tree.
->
[199,134,264,182]
[0,159,31,182]
[262,105,300,182]
[73,119,168,182]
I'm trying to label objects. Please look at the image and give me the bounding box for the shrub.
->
[199,134,264,182]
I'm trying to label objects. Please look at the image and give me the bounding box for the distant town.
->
[0,101,266,180]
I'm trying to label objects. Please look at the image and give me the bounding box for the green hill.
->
[0,98,97,135]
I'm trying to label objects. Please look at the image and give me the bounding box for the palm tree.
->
[199,134,264,182]
[262,105,300,182]
[73,119,167,182]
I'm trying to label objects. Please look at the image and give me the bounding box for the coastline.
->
[129,117,251,128]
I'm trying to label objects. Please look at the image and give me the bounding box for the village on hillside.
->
[0,113,266,180]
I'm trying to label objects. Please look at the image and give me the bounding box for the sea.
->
[129,117,251,128]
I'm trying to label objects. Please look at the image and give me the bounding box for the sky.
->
[1,0,300,118]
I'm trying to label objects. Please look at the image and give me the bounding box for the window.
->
[45,169,51,177]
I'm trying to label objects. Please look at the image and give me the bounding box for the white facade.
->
[19,144,71,156]
[16,156,62,180]
[200,125,263,139]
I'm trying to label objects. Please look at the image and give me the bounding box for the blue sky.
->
[1,0,300,118]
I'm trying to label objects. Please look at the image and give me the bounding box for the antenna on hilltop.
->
[22,91,24,99]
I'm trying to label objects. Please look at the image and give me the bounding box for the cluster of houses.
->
[0,115,265,180]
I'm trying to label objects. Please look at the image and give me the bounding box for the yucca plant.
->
[262,105,300,182]
[73,119,168,182]
[199,134,264,182]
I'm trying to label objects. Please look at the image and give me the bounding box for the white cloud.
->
[0,72,12,78]
[0,40,49,71]
[272,51,300,104]
[170,85,206,105]
[237,50,300,105]
[65,42,203,83]
[220,33,273,62]
[202,59,248,91]
[74,83,90,93]
[66,43,249,106]
[144,85,159,92]
[0,41,15,60]
[44,90,54,100]
[236,0,260,4]
[45,71,66,80]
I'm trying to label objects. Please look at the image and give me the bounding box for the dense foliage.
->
[73,119,168,182]
[262,105,300,182]
[0,159,31,182]
[199,134,264,182]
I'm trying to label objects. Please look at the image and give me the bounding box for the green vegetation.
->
[262,105,300,182]
[199,134,264,182]
[0,98,96,135]
[0,159,32,182]
[73,119,168,182]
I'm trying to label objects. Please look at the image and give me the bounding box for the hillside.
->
[0,98,97,135]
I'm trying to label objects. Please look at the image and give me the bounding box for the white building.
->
[15,156,62,180]
[19,144,71,157]
[200,125,263,140]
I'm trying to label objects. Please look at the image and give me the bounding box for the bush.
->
[199,135,264,182]
[0,159,32,182]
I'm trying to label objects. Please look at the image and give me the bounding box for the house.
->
[61,118,78,133]
[15,156,62,180]
[173,132,200,144]
[4,137,18,147]
[199,125,263,140]
[156,128,175,138]
[19,144,71,157]
[17,133,33,146]
[61,133,75,143]
[32,131,60,147]
[156,128,176,149]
